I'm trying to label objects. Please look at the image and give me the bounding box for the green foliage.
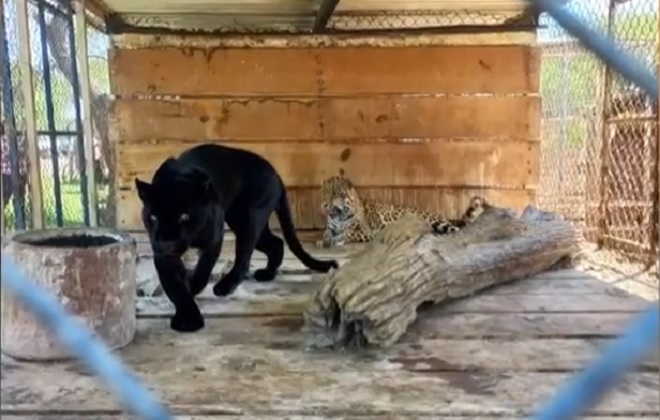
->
[10,61,74,131]
[10,54,110,132]
[88,56,110,94]
[3,179,109,228]
[608,13,659,40]
[542,54,601,105]
[4,180,83,227]
[540,11,658,149]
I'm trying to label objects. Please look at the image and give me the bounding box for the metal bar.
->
[15,0,44,229]
[66,11,90,226]
[596,0,616,250]
[37,0,65,227]
[33,0,71,19]
[73,0,98,227]
[605,115,657,124]
[313,0,340,33]
[1,6,28,230]
[1,5,4,234]
[37,129,79,136]
[51,0,107,32]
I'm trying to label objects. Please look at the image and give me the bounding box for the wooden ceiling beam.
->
[312,0,340,33]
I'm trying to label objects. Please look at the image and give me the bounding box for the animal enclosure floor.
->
[1,232,659,419]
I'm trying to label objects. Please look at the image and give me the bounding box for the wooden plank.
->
[118,186,536,230]
[118,140,539,188]
[110,48,319,97]
[2,348,657,415]
[128,312,648,341]
[125,315,658,372]
[5,320,657,374]
[111,96,541,141]
[318,46,540,95]
[111,31,538,49]
[105,327,658,371]
[412,312,649,338]
[136,257,643,297]
[136,289,650,318]
[110,46,540,96]
[135,252,660,301]
[14,0,44,229]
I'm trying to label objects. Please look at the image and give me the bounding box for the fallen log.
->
[302,204,582,349]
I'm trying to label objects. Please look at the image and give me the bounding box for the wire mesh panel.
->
[1,0,111,231]
[538,0,659,268]
[2,0,30,230]
[326,10,530,31]
[600,0,658,264]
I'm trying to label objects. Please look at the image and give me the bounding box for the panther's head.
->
[319,175,365,229]
[135,158,221,257]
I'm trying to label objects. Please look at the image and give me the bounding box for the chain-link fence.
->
[538,0,658,273]
[112,5,539,34]
[1,0,112,231]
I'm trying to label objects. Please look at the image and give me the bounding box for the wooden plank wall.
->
[110,39,541,230]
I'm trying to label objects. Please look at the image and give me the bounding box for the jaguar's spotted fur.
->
[318,175,487,248]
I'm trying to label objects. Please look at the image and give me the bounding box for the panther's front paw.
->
[170,311,205,333]
[253,268,277,282]
[212,272,241,297]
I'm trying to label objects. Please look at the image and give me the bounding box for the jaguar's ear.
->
[135,178,152,203]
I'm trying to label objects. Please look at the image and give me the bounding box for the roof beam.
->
[313,0,340,33]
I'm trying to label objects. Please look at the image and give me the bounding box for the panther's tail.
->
[275,184,339,273]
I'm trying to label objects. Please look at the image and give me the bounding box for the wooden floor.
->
[1,233,659,419]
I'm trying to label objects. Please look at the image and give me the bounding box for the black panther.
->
[135,143,338,332]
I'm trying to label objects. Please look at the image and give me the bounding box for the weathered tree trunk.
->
[303,204,581,349]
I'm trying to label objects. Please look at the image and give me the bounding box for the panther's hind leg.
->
[253,223,284,282]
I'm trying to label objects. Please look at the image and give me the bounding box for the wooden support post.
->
[15,0,44,229]
[73,0,98,227]
[313,0,340,33]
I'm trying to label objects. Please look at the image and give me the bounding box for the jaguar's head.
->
[319,175,365,228]
[462,195,489,223]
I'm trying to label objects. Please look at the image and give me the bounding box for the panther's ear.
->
[190,168,218,203]
[135,178,152,202]
[202,178,218,202]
